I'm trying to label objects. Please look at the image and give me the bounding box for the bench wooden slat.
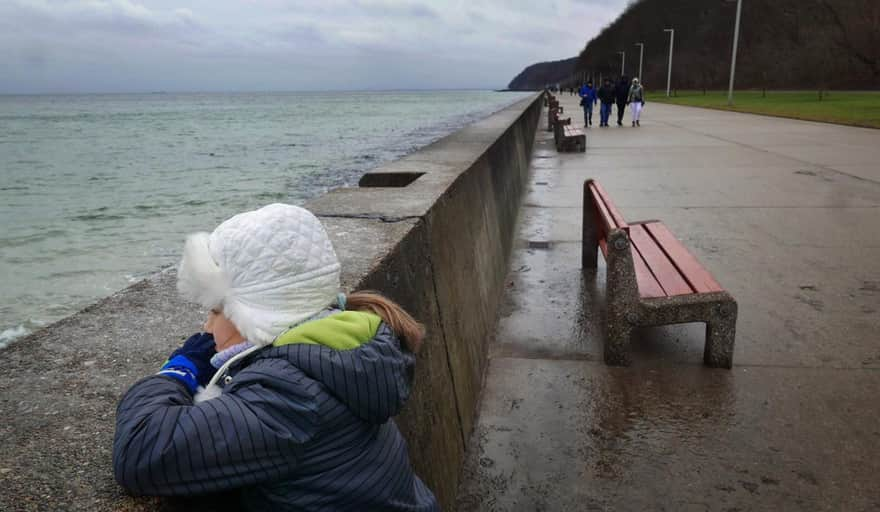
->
[589,182,627,231]
[643,222,724,294]
[630,242,666,299]
[629,224,694,297]
[589,186,620,235]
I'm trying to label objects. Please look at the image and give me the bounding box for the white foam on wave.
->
[0,325,30,349]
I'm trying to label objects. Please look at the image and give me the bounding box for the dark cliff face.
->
[509,0,879,90]
[508,57,578,91]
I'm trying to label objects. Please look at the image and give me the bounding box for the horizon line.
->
[0,87,515,97]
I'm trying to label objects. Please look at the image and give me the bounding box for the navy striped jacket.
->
[113,322,439,511]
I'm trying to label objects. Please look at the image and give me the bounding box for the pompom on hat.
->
[177,203,341,347]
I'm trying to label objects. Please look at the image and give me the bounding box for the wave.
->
[71,213,126,222]
[0,229,68,248]
[0,325,30,349]
[46,269,101,279]
[254,191,286,201]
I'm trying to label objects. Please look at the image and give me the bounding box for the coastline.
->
[0,91,530,350]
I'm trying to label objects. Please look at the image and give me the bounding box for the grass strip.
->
[646,90,880,129]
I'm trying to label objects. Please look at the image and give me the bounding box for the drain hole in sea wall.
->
[359,172,425,187]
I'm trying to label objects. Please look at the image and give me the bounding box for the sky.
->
[1,0,632,94]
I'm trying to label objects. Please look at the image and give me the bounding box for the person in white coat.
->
[628,78,645,127]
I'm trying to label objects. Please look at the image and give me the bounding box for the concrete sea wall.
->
[0,92,543,511]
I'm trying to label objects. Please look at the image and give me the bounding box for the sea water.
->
[0,90,530,348]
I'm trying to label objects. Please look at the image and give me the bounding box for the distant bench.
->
[555,122,585,153]
[547,103,563,132]
[545,95,585,152]
[582,180,737,368]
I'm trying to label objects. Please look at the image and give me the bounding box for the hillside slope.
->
[507,57,578,91]
[509,0,879,91]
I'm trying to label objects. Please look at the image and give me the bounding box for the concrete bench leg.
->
[605,320,632,366]
[603,230,639,366]
[704,300,737,368]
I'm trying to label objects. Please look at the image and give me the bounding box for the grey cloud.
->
[8,0,205,39]
[1,0,632,93]
[20,40,51,67]
[349,0,439,19]
[467,9,490,25]
[277,25,327,44]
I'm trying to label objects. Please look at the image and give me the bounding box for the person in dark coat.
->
[614,76,629,126]
[597,78,616,127]
[113,203,439,512]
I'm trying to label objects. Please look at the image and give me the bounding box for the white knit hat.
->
[177,203,341,347]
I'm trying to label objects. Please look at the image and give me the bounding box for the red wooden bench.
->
[582,179,737,367]
[547,104,564,132]
[553,114,570,146]
[556,123,586,153]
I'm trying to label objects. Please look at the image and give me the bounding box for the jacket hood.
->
[253,311,415,424]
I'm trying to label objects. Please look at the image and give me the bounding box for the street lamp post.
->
[617,51,626,77]
[634,43,644,80]
[663,28,674,97]
[727,0,743,106]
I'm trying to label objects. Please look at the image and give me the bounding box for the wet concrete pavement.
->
[455,98,880,511]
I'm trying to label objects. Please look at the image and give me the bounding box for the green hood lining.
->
[272,310,382,350]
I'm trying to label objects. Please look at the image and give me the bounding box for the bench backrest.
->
[553,115,571,145]
[585,180,628,256]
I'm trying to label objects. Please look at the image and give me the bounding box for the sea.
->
[0,90,531,349]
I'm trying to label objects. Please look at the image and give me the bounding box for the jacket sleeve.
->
[113,358,323,496]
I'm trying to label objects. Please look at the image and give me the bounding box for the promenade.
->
[456,97,880,511]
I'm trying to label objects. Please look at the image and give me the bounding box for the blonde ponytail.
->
[345,291,425,353]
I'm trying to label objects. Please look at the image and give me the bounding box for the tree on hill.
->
[508,0,879,91]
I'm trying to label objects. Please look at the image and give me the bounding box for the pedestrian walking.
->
[628,78,645,127]
[614,76,629,126]
[578,80,597,127]
[597,79,615,127]
[112,203,439,511]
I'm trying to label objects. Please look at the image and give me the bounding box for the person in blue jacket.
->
[113,203,439,512]
[578,80,597,127]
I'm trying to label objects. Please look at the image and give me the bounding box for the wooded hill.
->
[508,0,879,91]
